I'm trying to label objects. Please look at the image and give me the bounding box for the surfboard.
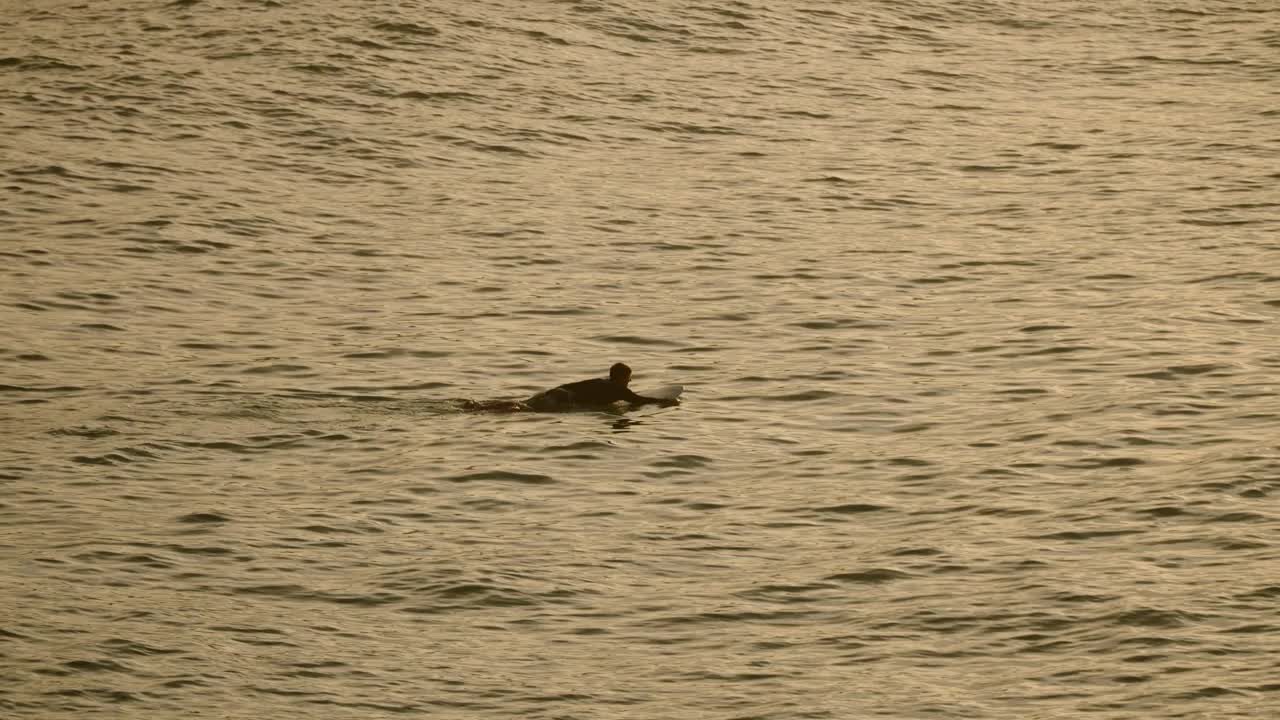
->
[644,384,684,401]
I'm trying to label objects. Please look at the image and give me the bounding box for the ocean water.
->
[2,0,1279,717]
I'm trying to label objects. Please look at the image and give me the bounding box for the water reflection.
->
[610,416,645,432]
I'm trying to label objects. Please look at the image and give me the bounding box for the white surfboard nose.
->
[645,384,684,401]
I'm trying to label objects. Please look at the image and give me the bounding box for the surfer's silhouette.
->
[524,362,672,411]
[459,363,678,413]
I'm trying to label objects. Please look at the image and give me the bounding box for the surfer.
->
[524,362,675,412]
[456,363,677,413]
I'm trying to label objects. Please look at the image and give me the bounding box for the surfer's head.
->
[609,362,632,386]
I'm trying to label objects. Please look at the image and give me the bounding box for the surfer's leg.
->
[526,388,572,412]
[457,398,532,412]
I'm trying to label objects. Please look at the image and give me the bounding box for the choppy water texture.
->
[3,0,1280,717]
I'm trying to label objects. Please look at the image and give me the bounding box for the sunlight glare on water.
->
[2,1,1279,718]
